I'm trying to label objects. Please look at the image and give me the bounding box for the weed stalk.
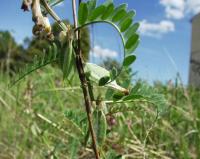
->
[72,0,100,158]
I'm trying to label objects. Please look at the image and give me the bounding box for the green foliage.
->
[125,23,140,39]
[105,150,122,159]
[125,34,139,50]
[112,9,127,22]
[64,109,87,137]
[92,110,107,147]
[60,40,76,80]
[12,0,139,89]
[10,19,90,85]
[26,38,50,56]
[112,92,125,101]
[11,43,58,86]
[125,82,168,114]
[2,69,200,158]
[78,3,88,25]
[101,3,114,20]
[3,1,175,159]
[107,81,168,116]
[120,17,132,32]
[89,5,106,21]
[87,0,97,13]
[84,63,128,93]
[69,138,80,159]
[0,31,29,74]
[123,55,136,67]
[79,27,91,60]
[52,20,91,60]
[77,0,140,82]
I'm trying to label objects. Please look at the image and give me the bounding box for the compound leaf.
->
[125,22,140,40]
[120,17,132,32]
[125,34,139,49]
[89,5,106,21]
[123,55,136,67]
[77,1,140,81]
[112,9,126,22]
[11,43,59,86]
[87,0,97,12]
[101,3,115,20]
[78,3,88,25]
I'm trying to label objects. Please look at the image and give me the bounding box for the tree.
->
[0,31,29,75]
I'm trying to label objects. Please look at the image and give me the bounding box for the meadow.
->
[0,0,200,158]
[0,65,200,158]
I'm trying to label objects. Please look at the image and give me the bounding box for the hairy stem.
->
[72,0,100,158]
[41,0,68,31]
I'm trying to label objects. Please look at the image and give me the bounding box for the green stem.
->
[75,20,127,82]
[75,20,125,45]
[41,0,68,31]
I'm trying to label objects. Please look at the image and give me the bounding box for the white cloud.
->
[165,6,185,19]
[160,0,185,19]
[160,0,185,9]
[91,45,118,58]
[138,0,200,38]
[160,0,200,19]
[186,0,200,14]
[139,20,175,37]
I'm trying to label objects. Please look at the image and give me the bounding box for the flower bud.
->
[107,115,117,126]
[43,16,51,34]
[59,31,67,42]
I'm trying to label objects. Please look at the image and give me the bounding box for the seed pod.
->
[93,110,107,147]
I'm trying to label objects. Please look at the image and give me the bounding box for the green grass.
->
[0,66,200,159]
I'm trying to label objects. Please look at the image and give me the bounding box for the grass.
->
[0,66,200,159]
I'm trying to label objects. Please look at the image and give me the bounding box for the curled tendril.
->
[21,0,54,40]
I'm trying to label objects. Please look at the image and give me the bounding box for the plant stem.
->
[72,0,100,159]
[41,0,68,31]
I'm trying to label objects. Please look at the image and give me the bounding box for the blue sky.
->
[0,0,200,84]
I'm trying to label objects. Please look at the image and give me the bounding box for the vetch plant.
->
[12,0,167,158]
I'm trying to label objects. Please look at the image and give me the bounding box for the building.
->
[189,13,200,87]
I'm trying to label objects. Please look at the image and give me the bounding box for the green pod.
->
[67,47,76,80]
[93,110,107,148]
[62,40,73,79]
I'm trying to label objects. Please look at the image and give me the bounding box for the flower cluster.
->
[21,0,54,40]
